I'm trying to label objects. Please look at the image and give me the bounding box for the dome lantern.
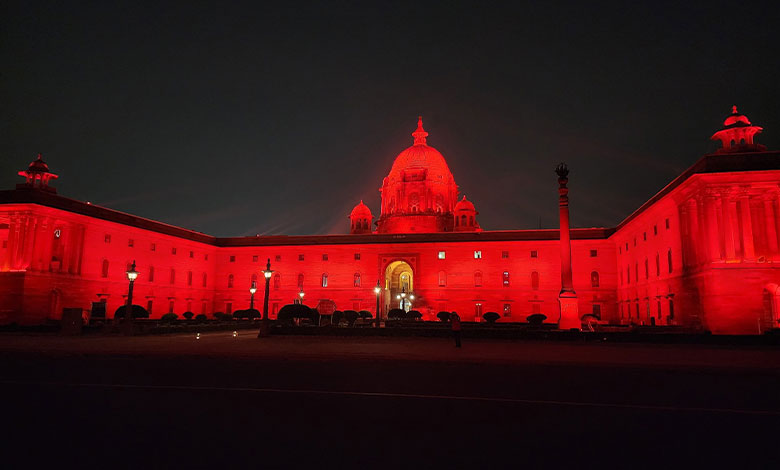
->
[17,154,58,193]
[711,106,766,153]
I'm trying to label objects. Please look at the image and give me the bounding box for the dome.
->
[28,154,50,173]
[454,195,475,212]
[385,117,455,185]
[723,106,752,127]
[350,200,373,219]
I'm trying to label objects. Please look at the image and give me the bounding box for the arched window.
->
[461,215,467,226]
[656,253,660,277]
[273,273,281,289]
[503,271,510,287]
[591,271,600,288]
[297,273,304,289]
[169,268,176,285]
[438,271,446,287]
[474,271,482,287]
[531,271,540,290]
[149,266,155,283]
[353,273,361,287]
[187,271,193,286]
[251,273,258,285]
[667,249,673,273]
[101,259,109,278]
[202,272,207,287]
[321,273,328,287]
[227,274,234,289]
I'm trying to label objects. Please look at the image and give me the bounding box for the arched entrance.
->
[384,260,414,313]
[761,283,780,332]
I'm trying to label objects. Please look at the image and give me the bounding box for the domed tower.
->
[453,196,481,232]
[376,117,459,233]
[711,106,766,153]
[349,200,374,234]
[17,154,58,193]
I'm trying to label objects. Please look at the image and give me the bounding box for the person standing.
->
[451,311,462,348]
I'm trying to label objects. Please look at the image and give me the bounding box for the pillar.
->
[738,191,755,260]
[687,198,701,266]
[721,191,737,260]
[704,193,722,261]
[763,197,778,254]
[555,163,579,330]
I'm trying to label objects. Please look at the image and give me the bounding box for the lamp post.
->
[374,281,381,328]
[298,288,305,305]
[249,281,257,310]
[123,260,139,336]
[399,286,407,311]
[257,259,273,338]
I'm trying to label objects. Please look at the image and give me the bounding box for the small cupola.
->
[349,200,374,234]
[17,154,58,193]
[453,195,481,231]
[711,106,766,153]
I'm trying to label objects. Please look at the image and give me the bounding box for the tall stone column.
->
[763,196,778,254]
[738,190,755,260]
[555,163,579,330]
[687,198,701,266]
[704,192,722,261]
[721,191,738,260]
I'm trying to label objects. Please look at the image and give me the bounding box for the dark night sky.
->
[2,1,779,237]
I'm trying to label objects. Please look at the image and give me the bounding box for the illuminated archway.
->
[384,260,414,312]
[761,283,780,332]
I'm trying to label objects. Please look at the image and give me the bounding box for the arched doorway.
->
[761,283,780,332]
[384,260,414,313]
[49,289,61,320]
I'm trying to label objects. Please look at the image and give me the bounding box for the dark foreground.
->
[1,334,779,469]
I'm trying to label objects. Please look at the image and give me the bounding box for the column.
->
[688,198,701,266]
[704,193,722,261]
[679,204,692,266]
[20,215,36,271]
[555,163,579,330]
[738,190,755,260]
[763,197,778,254]
[721,191,737,260]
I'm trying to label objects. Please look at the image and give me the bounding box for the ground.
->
[1,333,779,469]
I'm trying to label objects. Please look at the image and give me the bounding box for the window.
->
[172,247,177,255]
[169,300,175,314]
[503,271,510,287]
[128,239,134,247]
[149,266,155,282]
[228,274,234,288]
[668,298,675,319]
[146,300,153,315]
[354,253,360,260]
[187,271,193,286]
[321,273,328,287]
[275,255,281,262]
[189,251,194,258]
[474,303,483,321]
[633,238,637,247]
[474,250,482,259]
[101,259,109,278]
[438,251,446,259]
[170,269,176,285]
[530,250,538,258]
[474,271,482,287]
[322,254,328,261]
[657,300,662,318]
[150,243,156,251]
[590,271,599,288]
[665,218,670,230]
[644,259,649,279]
[667,249,673,273]
[202,300,207,314]
[352,302,360,311]
[592,304,602,319]
[626,266,630,284]
[643,232,647,241]
[590,249,598,257]
[532,303,541,314]
[299,254,305,261]
[438,271,446,287]
[297,273,304,289]
[531,271,539,290]
[253,255,259,262]
[620,270,623,285]
[502,251,509,259]
[229,255,235,262]
[619,247,622,255]
[187,300,192,313]
[625,243,628,251]
[225,302,232,315]
[273,273,281,289]
[503,304,511,317]
[104,234,111,243]
[654,225,658,236]
[353,273,361,287]
[202,272,207,287]
[656,253,660,277]
[205,254,208,261]
[272,303,280,315]
[251,273,258,285]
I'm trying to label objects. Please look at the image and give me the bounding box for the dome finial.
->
[412,116,428,145]
[732,105,738,114]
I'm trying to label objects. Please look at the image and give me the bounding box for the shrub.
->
[182,311,194,320]
[212,311,225,320]
[278,304,314,325]
[358,310,372,320]
[213,312,231,321]
[310,308,320,326]
[344,310,359,326]
[195,314,208,321]
[483,312,500,324]
[527,313,547,325]
[245,308,260,320]
[387,308,405,320]
[406,310,422,321]
[161,312,178,323]
[331,310,344,326]
[437,311,451,322]
[114,305,150,319]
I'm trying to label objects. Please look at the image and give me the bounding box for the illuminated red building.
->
[1,110,779,334]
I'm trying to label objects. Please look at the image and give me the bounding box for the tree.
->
[114,305,149,319]
[437,311,451,322]
[195,314,208,321]
[161,312,178,323]
[527,313,547,326]
[278,304,314,326]
[407,310,422,321]
[387,308,405,320]
[212,311,226,320]
[358,310,372,320]
[331,310,344,326]
[482,312,500,324]
[182,311,194,320]
[344,310,359,326]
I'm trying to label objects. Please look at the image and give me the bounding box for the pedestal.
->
[558,293,580,331]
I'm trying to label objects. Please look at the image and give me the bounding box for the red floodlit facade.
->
[1,111,779,333]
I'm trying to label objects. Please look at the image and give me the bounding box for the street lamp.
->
[298,288,305,305]
[123,260,139,335]
[257,259,273,338]
[374,280,381,328]
[249,281,257,310]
